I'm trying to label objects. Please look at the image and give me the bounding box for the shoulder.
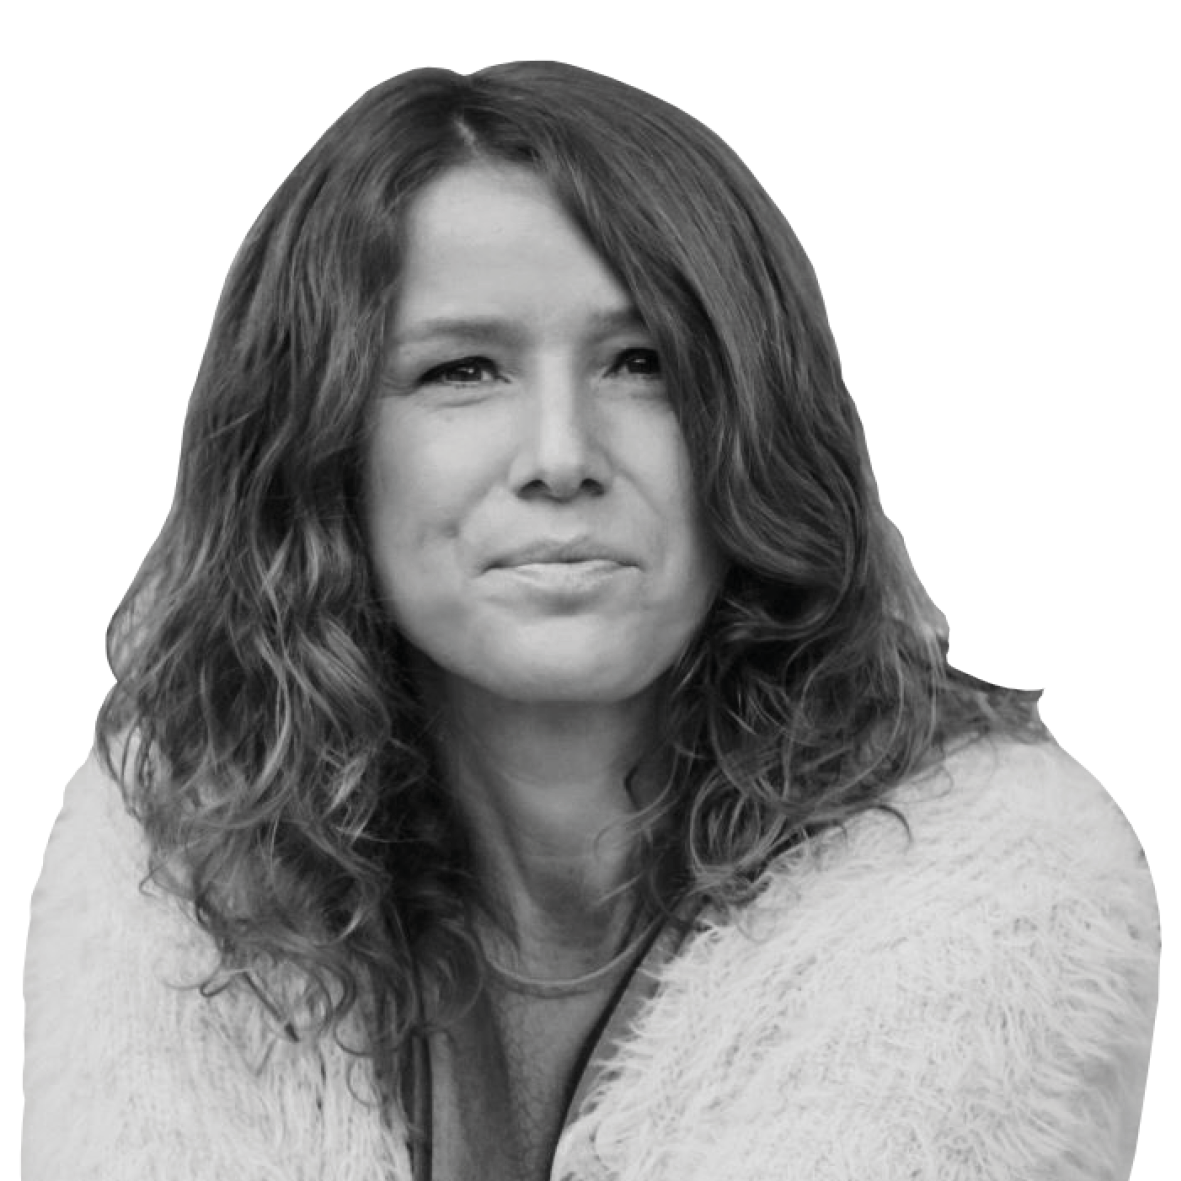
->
[25,749,201,987]
[25,748,216,993]
[751,735,1156,937]
[894,734,1150,875]
[23,751,411,1181]
[584,737,1160,1179]
[24,752,232,1179]
[32,746,153,888]
[733,737,1161,1052]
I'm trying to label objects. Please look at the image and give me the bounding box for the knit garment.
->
[23,736,1159,1180]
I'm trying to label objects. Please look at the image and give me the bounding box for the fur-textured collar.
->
[24,737,1158,1180]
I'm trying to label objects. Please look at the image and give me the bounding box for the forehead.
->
[391,162,637,340]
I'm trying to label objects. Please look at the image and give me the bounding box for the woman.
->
[24,62,1158,1180]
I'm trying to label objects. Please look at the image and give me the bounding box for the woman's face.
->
[367,162,723,706]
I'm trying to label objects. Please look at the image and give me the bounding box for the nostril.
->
[519,475,606,500]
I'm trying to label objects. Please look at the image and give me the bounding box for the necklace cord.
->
[480,913,664,998]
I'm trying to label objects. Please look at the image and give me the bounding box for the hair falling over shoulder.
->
[97,61,1046,1109]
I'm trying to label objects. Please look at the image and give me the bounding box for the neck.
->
[428,676,662,974]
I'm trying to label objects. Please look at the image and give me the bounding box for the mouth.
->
[489,539,637,569]
[487,557,631,596]
[509,558,623,573]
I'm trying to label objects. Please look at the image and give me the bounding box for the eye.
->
[419,356,502,386]
[610,348,662,379]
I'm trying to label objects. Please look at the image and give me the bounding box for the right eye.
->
[419,356,502,386]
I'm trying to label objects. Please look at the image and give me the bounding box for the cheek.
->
[365,432,408,577]
[662,462,725,619]
[364,410,490,603]
[643,425,718,577]
[366,418,438,588]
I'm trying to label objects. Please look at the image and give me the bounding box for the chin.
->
[412,615,697,708]
[484,662,661,706]
[464,632,672,706]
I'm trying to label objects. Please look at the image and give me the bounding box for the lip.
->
[488,537,637,569]
[488,558,630,598]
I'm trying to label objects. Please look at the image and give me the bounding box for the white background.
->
[2,1,1175,1175]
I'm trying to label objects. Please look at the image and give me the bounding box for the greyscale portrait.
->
[23,62,1159,1180]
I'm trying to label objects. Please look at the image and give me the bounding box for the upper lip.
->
[489,538,636,568]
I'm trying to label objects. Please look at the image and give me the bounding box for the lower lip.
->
[490,559,631,595]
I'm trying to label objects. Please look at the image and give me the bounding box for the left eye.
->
[420,356,500,386]
[610,348,662,379]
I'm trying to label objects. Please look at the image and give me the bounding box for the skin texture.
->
[366,162,723,968]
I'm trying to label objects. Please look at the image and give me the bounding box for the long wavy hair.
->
[97,61,1045,1106]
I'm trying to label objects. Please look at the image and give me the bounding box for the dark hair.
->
[97,61,1044,1108]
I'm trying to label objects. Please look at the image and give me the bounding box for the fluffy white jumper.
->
[24,737,1158,1180]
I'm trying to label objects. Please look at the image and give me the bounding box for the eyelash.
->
[419,348,663,387]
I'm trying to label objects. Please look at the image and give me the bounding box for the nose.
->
[509,368,611,500]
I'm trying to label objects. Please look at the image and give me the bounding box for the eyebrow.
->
[390,305,649,350]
